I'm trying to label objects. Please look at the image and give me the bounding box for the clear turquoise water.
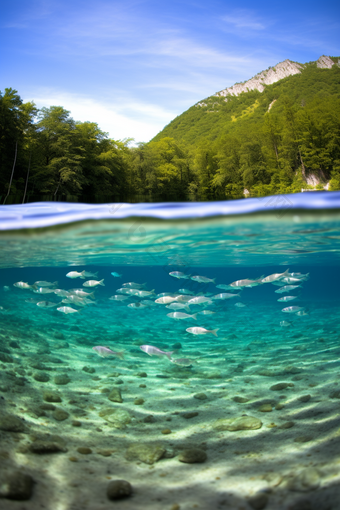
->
[0,193,340,509]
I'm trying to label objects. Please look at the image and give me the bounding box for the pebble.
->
[270,383,289,391]
[82,366,95,374]
[125,443,166,464]
[54,374,71,385]
[0,413,27,433]
[0,470,34,500]
[161,429,172,434]
[72,420,82,427]
[77,447,92,454]
[29,440,66,454]
[139,384,147,388]
[287,467,320,491]
[136,372,147,377]
[43,391,62,403]
[108,388,123,403]
[52,409,69,421]
[213,415,262,431]
[233,396,250,403]
[143,415,156,423]
[298,395,311,403]
[277,421,295,429]
[134,398,144,405]
[294,436,313,443]
[178,448,207,463]
[194,393,207,400]
[248,493,268,510]
[99,408,131,429]
[107,479,132,500]
[33,372,50,382]
[181,412,198,419]
[258,404,272,412]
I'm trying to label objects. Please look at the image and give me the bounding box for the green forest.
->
[1,60,340,204]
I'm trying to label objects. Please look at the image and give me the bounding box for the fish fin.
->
[212,278,216,283]
[192,314,197,320]
[116,351,125,360]
[185,305,191,312]
[211,329,219,337]
[80,270,87,279]
[166,351,175,360]
[282,268,290,277]
[99,279,105,286]
[93,272,98,277]
[89,292,96,300]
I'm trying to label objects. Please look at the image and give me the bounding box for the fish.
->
[116,288,133,294]
[128,302,147,309]
[122,282,146,289]
[186,327,219,337]
[277,296,298,302]
[197,310,216,315]
[281,277,306,284]
[178,289,195,295]
[81,271,98,278]
[282,306,305,314]
[13,281,32,289]
[83,279,105,287]
[155,296,179,304]
[33,287,55,294]
[140,345,174,359]
[130,289,155,298]
[37,301,59,308]
[212,293,239,300]
[261,269,290,283]
[170,358,197,367]
[62,296,88,306]
[141,300,157,306]
[92,346,124,359]
[25,297,39,303]
[234,302,246,307]
[280,320,292,327]
[296,309,309,316]
[275,285,302,294]
[54,289,71,297]
[111,272,122,277]
[34,281,58,287]
[66,271,86,279]
[166,302,191,312]
[57,306,80,314]
[230,277,263,288]
[69,289,95,299]
[216,284,236,290]
[187,296,213,305]
[167,312,197,320]
[169,271,191,279]
[3,286,10,292]
[109,295,129,301]
[191,275,216,283]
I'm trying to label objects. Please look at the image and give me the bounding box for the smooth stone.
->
[136,372,147,377]
[298,394,311,403]
[0,414,27,433]
[82,366,95,374]
[43,391,62,403]
[213,415,262,431]
[77,447,92,454]
[283,366,302,374]
[107,480,132,500]
[329,390,340,399]
[0,471,34,500]
[143,415,156,423]
[72,420,82,427]
[99,408,131,429]
[39,403,56,411]
[233,396,249,403]
[134,398,144,405]
[248,493,269,510]
[181,412,198,419]
[108,388,123,403]
[161,429,172,434]
[178,448,207,463]
[293,436,313,443]
[258,404,272,412]
[125,443,165,464]
[194,393,207,400]
[277,421,295,429]
[54,374,71,385]
[287,468,320,491]
[97,449,112,457]
[29,440,66,454]
[52,409,69,421]
[270,383,289,391]
[33,372,50,382]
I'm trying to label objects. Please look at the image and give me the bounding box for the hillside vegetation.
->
[1,56,340,203]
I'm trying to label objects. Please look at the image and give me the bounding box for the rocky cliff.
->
[214,55,336,100]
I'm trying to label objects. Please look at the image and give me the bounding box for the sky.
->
[2,0,340,144]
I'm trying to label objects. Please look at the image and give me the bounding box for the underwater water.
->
[0,192,340,510]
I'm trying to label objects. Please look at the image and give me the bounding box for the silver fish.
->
[37,301,59,308]
[109,295,129,301]
[275,285,301,294]
[92,346,124,359]
[191,275,216,283]
[140,345,174,359]
[262,269,290,283]
[167,312,197,320]
[170,358,197,367]
[212,293,238,300]
[83,279,105,287]
[282,306,305,314]
[169,271,191,279]
[57,306,79,314]
[277,296,298,302]
[186,327,219,337]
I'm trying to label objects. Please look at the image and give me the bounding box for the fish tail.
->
[185,305,191,312]
[166,351,175,360]
[99,279,105,286]
[89,292,96,300]
[211,329,219,337]
[116,351,125,360]
[212,278,216,283]
[192,314,197,320]
[80,270,87,279]
[93,272,99,277]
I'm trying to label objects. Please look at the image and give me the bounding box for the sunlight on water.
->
[0,193,340,510]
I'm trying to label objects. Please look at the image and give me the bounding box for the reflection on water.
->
[0,195,340,509]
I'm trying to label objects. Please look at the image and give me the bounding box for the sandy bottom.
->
[1,311,340,510]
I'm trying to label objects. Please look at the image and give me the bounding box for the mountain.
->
[152,55,340,144]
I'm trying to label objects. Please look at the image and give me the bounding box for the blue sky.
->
[2,0,339,144]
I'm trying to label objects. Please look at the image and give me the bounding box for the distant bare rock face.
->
[210,56,336,101]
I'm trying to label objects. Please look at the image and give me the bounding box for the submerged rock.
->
[287,467,320,491]
[52,409,69,421]
[0,413,27,433]
[233,396,250,403]
[178,448,207,463]
[29,440,66,454]
[54,374,71,385]
[0,470,34,500]
[125,443,165,464]
[99,408,131,429]
[108,388,123,403]
[33,372,50,383]
[270,383,289,391]
[43,391,62,402]
[107,480,132,500]
[181,412,198,419]
[194,393,208,400]
[213,415,262,431]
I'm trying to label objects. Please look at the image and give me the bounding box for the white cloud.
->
[221,10,267,31]
[28,90,177,144]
